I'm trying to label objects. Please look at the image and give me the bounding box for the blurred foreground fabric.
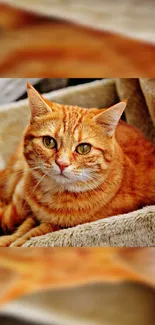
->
[2,0,155,43]
[1,3,155,76]
[0,248,155,325]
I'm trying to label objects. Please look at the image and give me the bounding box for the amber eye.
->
[43,136,57,149]
[76,143,91,155]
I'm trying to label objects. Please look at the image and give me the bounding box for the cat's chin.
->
[52,174,73,185]
[50,174,100,193]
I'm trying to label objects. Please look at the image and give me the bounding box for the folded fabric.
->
[0,78,41,105]
[3,0,155,43]
[0,248,155,325]
[0,78,154,246]
[24,206,155,247]
[0,78,68,105]
[1,282,155,325]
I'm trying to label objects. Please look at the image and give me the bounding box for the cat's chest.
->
[35,189,87,210]
[27,186,102,226]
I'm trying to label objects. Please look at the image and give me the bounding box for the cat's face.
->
[24,84,126,192]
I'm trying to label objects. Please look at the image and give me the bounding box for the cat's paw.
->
[0,235,12,247]
[10,236,28,247]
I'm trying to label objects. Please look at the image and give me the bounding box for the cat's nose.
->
[56,160,70,172]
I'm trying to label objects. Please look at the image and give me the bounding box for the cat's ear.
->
[27,83,52,119]
[93,101,127,137]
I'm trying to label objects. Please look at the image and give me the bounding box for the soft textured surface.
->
[116,78,155,144]
[0,78,68,105]
[0,249,155,325]
[3,0,155,43]
[0,79,41,105]
[24,206,155,247]
[0,78,154,246]
[1,282,155,325]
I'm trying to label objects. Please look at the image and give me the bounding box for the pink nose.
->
[56,161,69,172]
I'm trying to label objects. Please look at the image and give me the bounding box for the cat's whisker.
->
[0,167,42,188]
[21,173,47,217]
[1,165,40,174]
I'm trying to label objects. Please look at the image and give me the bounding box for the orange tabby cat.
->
[0,84,154,247]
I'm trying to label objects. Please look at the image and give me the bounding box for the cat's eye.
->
[76,143,91,155]
[43,136,57,149]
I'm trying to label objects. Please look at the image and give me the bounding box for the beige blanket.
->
[0,248,155,325]
[1,282,155,325]
[0,78,154,247]
[3,0,155,43]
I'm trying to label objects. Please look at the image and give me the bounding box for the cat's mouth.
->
[53,172,72,183]
[59,173,68,179]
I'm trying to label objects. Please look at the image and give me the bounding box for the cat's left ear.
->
[27,83,52,119]
[93,101,127,137]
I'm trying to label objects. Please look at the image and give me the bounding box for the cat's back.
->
[115,120,155,166]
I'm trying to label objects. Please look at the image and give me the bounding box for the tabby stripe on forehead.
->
[77,109,90,142]
[50,109,62,138]
[62,105,67,133]
[71,110,86,142]
[54,123,61,139]
[77,127,83,143]
[71,113,82,134]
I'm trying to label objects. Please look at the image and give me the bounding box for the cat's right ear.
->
[27,83,52,120]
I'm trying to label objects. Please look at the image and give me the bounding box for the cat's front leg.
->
[0,216,36,247]
[0,175,31,235]
[10,222,58,247]
[0,203,18,234]
[0,200,30,235]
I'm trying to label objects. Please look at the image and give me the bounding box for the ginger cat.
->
[0,84,154,247]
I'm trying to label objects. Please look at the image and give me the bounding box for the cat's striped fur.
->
[0,84,154,246]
